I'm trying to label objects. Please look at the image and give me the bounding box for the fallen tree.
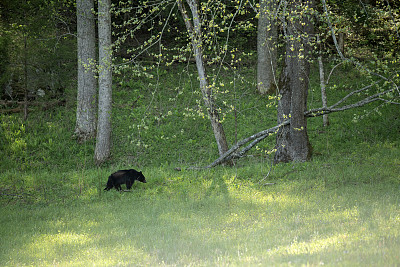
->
[204,80,399,168]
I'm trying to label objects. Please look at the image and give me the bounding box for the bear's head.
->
[137,171,147,183]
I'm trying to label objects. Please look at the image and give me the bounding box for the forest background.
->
[0,0,400,265]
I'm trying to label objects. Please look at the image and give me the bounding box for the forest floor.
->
[1,63,399,266]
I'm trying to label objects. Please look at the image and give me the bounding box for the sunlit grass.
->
[1,159,399,266]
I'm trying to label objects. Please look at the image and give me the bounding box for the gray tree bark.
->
[318,55,329,127]
[274,0,313,163]
[75,0,97,141]
[94,0,112,164]
[177,0,229,157]
[257,0,278,95]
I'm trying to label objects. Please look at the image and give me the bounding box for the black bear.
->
[104,169,147,191]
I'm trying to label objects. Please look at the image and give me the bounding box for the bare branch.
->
[329,81,380,109]
[306,88,395,117]
[376,98,400,105]
[326,61,344,85]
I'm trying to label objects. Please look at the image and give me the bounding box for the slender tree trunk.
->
[94,0,112,164]
[177,0,229,156]
[318,55,329,127]
[75,0,97,142]
[257,0,278,95]
[23,32,28,120]
[274,0,313,163]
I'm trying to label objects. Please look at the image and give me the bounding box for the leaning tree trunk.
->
[94,0,112,164]
[257,0,278,95]
[75,0,97,141]
[274,0,313,163]
[177,0,229,156]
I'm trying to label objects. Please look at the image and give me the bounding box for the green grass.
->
[1,63,400,266]
[1,161,399,266]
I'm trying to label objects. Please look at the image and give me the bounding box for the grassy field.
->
[1,63,399,266]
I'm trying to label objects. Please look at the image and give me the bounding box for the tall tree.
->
[94,0,113,164]
[177,0,229,157]
[75,0,97,142]
[274,0,313,163]
[257,0,278,95]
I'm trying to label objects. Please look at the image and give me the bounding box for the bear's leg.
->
[126,180,133,190]
[104,177,114,190]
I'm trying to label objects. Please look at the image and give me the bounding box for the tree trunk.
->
[94,0,112,164]
[257,0,277,95]
[274,0,313,164]
[23,32,28,120]
[318,55,329,127]
[177,0,229,157]
[75,0,97,142]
